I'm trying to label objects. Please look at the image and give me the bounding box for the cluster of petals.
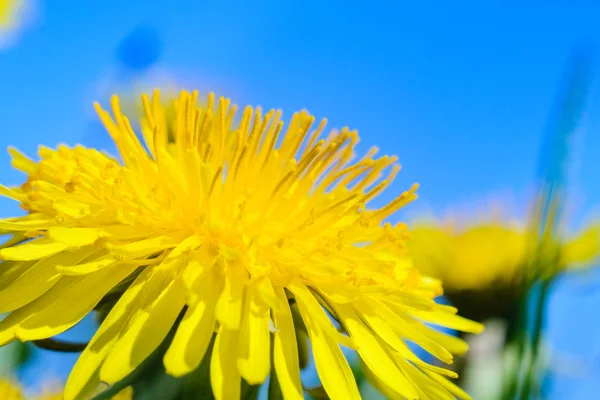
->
[0,90,482,399]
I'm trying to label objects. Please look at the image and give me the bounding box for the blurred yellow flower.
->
[37,385,132,400]
[0,378,23,400]
[409,210,600,321]
[0,378,132,400]
[410,222,528,291]
[0,0,28,48]
[561,223,600,267]
[0,0,20,28]
[411,219,600,290]
[0,90,482,400]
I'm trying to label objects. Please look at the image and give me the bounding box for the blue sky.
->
[2,1,600,398]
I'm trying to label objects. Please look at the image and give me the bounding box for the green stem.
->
[502,289,529,400]
[517,280,551,400]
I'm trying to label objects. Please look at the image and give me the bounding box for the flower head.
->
[0,378,23,400]
[409,206,600,321]
[0,0,31,50]
[0,378,132,400]
[0,0,20,29]
[0,90,482,399]
[36,385,132,400]
[410,222,528,291]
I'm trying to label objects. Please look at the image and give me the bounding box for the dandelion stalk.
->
[503,45,595,400]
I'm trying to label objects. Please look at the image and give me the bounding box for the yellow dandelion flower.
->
[0,0,20,28]
[409,209,600,321]
[410,223,528,291]
[561,223,600,268]
[0,90,483,400]
[0,378,23,400]
[0,378,132,400]
[36,385,132,400]
[0,0,28,48]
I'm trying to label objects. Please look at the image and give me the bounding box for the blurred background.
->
[1,1,600,399]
